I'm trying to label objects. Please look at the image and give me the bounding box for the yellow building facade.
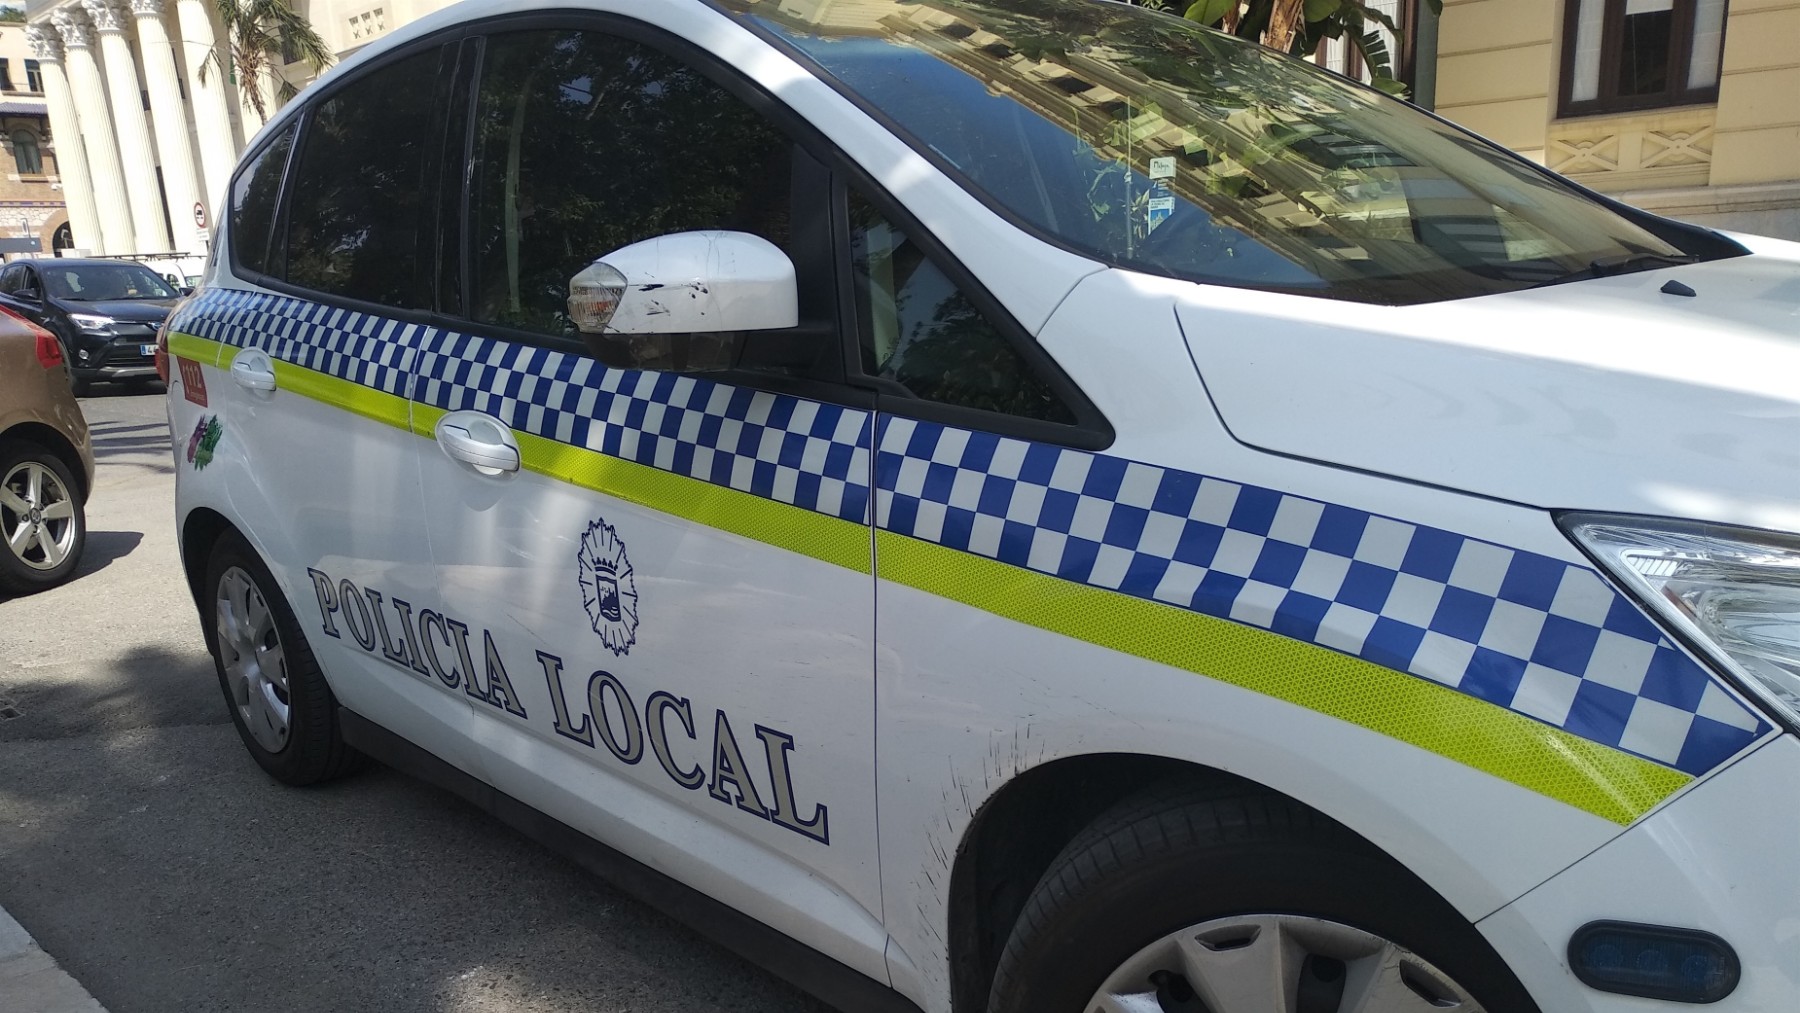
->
[1433,0,1800,238]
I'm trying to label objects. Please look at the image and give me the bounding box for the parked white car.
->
[164,0,1800,1010]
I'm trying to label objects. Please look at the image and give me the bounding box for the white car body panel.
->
[168,304,490,778]
[1183,242,1800,531]
[1480,734,1800,1010]
[414,417,888,979]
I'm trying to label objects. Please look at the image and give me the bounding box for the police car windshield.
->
[721,0,1705,305]
[43,263,178,302]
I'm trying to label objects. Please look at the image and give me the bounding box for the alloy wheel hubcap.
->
[0,461,77,571]
[1089,914,1484,1013]
[216,566,292,752]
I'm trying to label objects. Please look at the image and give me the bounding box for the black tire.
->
[987,781,1541,1013]
[203,528,364,785]
[0,439,86,595]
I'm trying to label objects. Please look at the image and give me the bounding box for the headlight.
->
[68,312,115,334]
[1567,515,1800,728]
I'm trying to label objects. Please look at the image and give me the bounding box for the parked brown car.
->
[0,304,93,594]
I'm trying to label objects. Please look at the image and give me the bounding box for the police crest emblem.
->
[578,518,639,655]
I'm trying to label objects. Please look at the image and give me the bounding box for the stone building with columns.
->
[0,22,69,257]
[23,0,244,257]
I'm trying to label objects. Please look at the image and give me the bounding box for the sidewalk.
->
[0,905,107,1013]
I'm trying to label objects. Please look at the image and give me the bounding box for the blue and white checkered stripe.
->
[410,329,873,524]
[172,288,875,525]
[172,288,421,398]
[873,416,1767,775]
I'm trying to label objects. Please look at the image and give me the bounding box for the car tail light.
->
[35,331,62,369]
[0,304,63,369]
[155,318,171,382]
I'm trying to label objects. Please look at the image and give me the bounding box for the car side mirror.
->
[567,231,799,371]
[180,287,194,296]
[17,286,39,301]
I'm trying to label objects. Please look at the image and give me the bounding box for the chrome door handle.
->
[436,412,520,474]
[229,350,276,392]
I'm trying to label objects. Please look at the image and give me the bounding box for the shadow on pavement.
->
[0,641,223,743]
[70,530,145,582]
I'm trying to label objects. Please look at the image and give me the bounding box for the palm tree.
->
[209,0,333,122]
[1142,0,1443,96]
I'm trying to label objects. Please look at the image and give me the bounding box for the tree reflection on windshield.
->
[724,0,1702,305]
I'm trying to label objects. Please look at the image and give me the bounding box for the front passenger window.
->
[850,193,1073,424]
[467,29,793,340]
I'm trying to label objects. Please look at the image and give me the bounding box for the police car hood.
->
[1177,235,1800,532]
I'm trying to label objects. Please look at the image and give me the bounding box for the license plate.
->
[141,344,155,356]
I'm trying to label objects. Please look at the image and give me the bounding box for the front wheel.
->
[987,783,1539,1013]
[0,439,86,594]
[203,529,364,785]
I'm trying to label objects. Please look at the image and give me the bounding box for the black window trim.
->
[449,9,1110,451]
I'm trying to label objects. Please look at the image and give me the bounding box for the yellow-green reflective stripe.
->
[181,333,413,431]
[175,331,1689,822]
[167,331,220,366]
[412,403,871,574]
[271,359,413,430]
[875,529,1690,825]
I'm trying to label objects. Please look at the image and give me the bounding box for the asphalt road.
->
[0,383,831,1013]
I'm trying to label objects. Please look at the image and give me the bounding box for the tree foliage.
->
[1137,0,1442,96]
[208,0,333,119]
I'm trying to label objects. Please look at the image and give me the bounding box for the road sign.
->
[193,202,207,230]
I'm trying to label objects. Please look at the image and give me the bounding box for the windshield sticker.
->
[1149,155,1176,179]
[1147,194,1174,233]
[579,518,640,656]
[185,414,222,469]
[176,356,208,406]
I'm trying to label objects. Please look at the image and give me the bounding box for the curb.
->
[0,905,108,1013]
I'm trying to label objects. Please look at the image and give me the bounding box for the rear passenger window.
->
[230,126,292,278]
[284,47,442,308]
[467,29,792,339]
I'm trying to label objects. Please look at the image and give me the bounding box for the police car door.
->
[410,22,884,982]
[177,41,487,776]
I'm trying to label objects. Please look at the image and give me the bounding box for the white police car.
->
[163,0,1800,1009]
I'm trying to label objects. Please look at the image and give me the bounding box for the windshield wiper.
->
[1546,251,1701,286]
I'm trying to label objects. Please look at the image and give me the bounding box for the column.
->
[84,0,172,252]
[173,0,236,216]
[25,26,103,255]
[130,0,203,254]
[51,9,133,256]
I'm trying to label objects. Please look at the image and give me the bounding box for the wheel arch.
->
[180,506,238,614]
[945,752,1450,1012]
[0,421,91,501]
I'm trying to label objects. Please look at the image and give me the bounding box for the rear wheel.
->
[987,782,1539,1013]
[204,529,363,785]
[0,440,86,594]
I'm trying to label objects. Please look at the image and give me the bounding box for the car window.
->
[41,263,177,301]
[467,28,793,340]
[284,46,443,309]
[0,264,18,293]
[850,192,1073,424]
[231,126,294,279]
[726,0,1721,305]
